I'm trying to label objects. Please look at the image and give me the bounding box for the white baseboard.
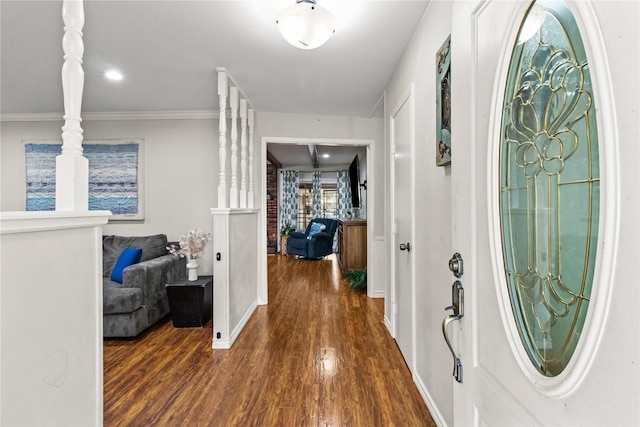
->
[384,315,393,336]
[212,301,258,349]
[372,289,385,298]
[414,372,448,427]
[212,339,232,349]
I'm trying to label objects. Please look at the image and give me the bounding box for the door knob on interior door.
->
[399,242,411,251]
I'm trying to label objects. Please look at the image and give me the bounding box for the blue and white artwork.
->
[25,140,144,219]
[436,34,451,166]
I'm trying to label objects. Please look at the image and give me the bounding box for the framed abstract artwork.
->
[24,139,145,220]
[436,34,452,166]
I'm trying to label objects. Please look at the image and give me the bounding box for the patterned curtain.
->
[312,170,322,218]
[280,170,299,232]
[336,170,353,219]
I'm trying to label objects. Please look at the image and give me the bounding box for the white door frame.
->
[259,136,376,304]
[388,84,416,369]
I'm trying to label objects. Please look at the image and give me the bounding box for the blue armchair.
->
[286,218,338,259]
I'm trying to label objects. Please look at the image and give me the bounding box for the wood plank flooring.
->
[104,254,436,426]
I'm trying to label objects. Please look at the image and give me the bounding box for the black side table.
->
[165,275,213,328]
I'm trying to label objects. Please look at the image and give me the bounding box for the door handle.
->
[445,280,464,317]
[442,314,463,383]
[399,242,411,251]
[442,280,464,383]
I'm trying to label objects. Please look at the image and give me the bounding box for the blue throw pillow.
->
[307,222,326,239]
[110,248,143,284]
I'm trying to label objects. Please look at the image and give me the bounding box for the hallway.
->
[104,254,435,426]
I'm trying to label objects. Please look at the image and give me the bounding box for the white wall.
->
[1,211,109,426]
[211,209,260,349]
[384,1,454,425]
[1,118,218,275]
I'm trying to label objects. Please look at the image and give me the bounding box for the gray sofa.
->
[102,234,186,338]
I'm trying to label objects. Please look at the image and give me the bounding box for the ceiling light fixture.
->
[104,69,123,81]
[322,153,330,158]
[276,0,335,50]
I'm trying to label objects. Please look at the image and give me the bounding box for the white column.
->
[216,68,228,208]
[247,109,255,208]
[56,0,88,211]
[229,87,239,208]
[239,99,248,208]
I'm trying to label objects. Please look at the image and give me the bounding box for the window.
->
[498,0,600,377]
[297,185,337,231]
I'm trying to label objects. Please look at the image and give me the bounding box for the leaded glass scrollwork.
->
[499,0,600,377]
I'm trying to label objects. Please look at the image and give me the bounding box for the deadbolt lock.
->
[449,252,463,278]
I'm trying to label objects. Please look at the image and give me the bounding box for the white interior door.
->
[450,1,639,425]
[391,89,414,370]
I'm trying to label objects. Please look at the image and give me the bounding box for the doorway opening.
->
[259,137,376,303]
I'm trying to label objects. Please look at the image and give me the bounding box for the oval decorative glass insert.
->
[499,0,600,377]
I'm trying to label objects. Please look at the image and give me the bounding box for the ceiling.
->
[0,0,429,118]
[267,143,366,169]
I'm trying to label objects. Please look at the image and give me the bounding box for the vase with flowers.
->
[167,229,212,281]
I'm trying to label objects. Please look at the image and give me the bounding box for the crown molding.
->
[1,110,220,122]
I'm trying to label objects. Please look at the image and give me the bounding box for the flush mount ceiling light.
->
[276,0,335,50]
[104,69,123,81]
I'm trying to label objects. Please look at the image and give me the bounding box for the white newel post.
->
[216,68,228,208]
[239,99,248,208]
[229,87,239,208]
[56,0,88,211]
[247,109,255,208]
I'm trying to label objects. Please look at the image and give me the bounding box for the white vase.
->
[186,258,199,281]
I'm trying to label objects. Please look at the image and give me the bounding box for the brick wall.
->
[266,163,278,254]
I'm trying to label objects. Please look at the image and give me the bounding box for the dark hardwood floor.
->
[104,254,436,426]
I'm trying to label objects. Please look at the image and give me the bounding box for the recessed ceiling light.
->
[322,153,330,158]
[104,69,123,81]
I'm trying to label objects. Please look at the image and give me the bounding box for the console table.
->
[165,275,213,328]
[337,219,367,275]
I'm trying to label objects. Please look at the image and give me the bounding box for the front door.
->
[391,88,414,370]
[450,1,639,425]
